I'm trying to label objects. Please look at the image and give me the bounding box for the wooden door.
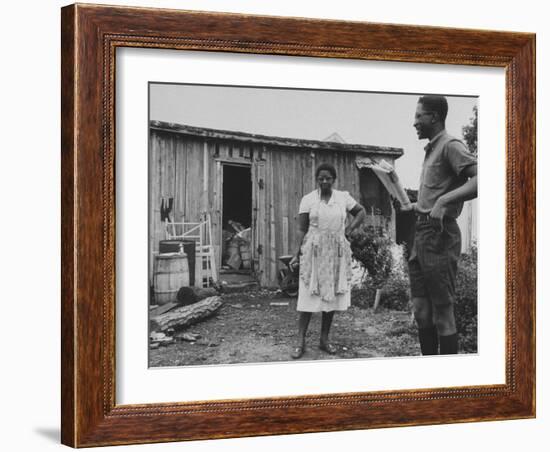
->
[252,160,267,286]
[214,160,223,270]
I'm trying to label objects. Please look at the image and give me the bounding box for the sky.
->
[150,83,477,188]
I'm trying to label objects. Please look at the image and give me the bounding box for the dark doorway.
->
[220,164,255,284]
[222,164,252,230]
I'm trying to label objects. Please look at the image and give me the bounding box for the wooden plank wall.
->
[150,129,393,286]
[258,147,362,286]
[150,131,213,282]
[150,131,263,282]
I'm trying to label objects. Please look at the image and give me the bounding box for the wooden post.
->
[389,198,396,240]
[373,288,383,312]
[215,160,222,269]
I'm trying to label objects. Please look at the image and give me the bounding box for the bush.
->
[379,245,410,311]
[349,225,392,289]
[350,226,410,310]
[350,286,376,308]
[455,244,478,353]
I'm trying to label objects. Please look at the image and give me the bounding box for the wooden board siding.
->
[254,159,267,285]
[150,132,207,280]
[150,129,398,286]
[268,150,277,284]
[260,146,365,286]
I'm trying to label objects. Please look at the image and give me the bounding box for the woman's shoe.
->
[291,345,305,359]
[319,342,337,355]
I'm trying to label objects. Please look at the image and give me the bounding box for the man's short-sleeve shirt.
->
[416,131,477,219]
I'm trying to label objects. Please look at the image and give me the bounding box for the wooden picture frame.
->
[61,3,535,447]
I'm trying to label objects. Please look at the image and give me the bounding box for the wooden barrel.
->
[240,244,251,269]
[153,253,189,305]
[159,240,196,286]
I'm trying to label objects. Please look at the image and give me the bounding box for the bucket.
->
[153,253,189,305]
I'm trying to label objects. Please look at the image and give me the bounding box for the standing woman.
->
[289,163,366,359]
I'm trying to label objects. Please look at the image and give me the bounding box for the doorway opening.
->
[221,164,255,285]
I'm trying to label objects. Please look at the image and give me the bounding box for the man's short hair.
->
[418,95,448,122]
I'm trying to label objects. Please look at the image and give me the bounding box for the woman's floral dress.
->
[297,189,356,312]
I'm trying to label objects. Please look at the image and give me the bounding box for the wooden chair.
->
[164,214,218,288]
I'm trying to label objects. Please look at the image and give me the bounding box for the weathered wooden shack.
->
[149,121,403,287]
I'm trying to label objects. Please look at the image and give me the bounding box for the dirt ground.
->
[149,289,420,367]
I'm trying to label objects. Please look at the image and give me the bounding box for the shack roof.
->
[150,121,403,158]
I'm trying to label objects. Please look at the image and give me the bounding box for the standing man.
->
[409,95,477,355]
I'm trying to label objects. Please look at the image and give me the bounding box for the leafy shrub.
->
[350,286,376,308]
[455,244,478,353]
[350,258,367,289]
[350,227,410,310]
[349,225,392,289]
[379,244,410,311]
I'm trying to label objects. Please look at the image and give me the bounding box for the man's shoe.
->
[291,345,305,359]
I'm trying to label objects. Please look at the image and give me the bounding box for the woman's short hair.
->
[418,95,448,122]
[315,163,337,180]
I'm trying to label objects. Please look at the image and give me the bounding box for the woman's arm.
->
[345,203,366,238]
[289,213,309,268]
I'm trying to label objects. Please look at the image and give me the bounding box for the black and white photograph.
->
[147,83,479,367]
[3,0,544,450]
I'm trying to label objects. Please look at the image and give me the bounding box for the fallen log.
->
[151,296,223,332]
